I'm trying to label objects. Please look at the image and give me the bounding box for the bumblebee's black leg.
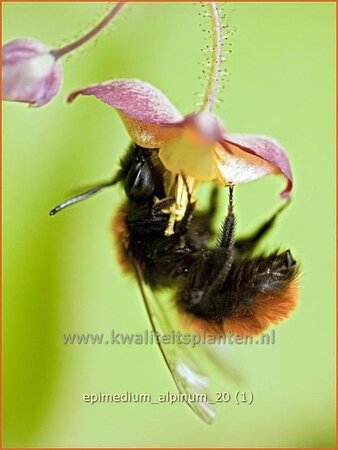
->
[207,185,220,220]
[202,185,235,295]
[235,200,290,254]
[190,185,220,238]
[178,186,236,313]
[218,185,235,249]
[203,185,220,233]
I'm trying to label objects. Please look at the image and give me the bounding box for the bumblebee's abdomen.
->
[177,250,299,337]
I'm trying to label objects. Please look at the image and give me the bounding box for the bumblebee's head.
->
[124,155,155,202]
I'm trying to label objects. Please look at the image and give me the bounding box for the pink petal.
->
[2,38,50,64]
[223,134,293,198]
[68,79,183,147]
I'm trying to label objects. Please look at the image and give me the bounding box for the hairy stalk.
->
[202,2,222,112]
[51,2,125,59]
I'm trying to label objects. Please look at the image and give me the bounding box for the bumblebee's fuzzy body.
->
[113,144,299,336]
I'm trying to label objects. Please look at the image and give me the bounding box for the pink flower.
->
[2,3,125,107]
[68,78,291,195]
[2,38,62,107]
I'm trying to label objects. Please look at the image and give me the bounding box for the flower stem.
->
[202,2,222,112]
[51,2,125,59]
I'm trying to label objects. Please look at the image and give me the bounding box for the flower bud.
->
[2,38,62,107]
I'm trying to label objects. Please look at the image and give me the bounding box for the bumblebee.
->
[50,143,299,423]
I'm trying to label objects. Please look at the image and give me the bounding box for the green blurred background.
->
[3,2,336,447]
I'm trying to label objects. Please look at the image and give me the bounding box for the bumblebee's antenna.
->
[49,178,119,216]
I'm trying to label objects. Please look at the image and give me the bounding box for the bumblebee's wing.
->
[133,261,216,424]
[200,341,245,385]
